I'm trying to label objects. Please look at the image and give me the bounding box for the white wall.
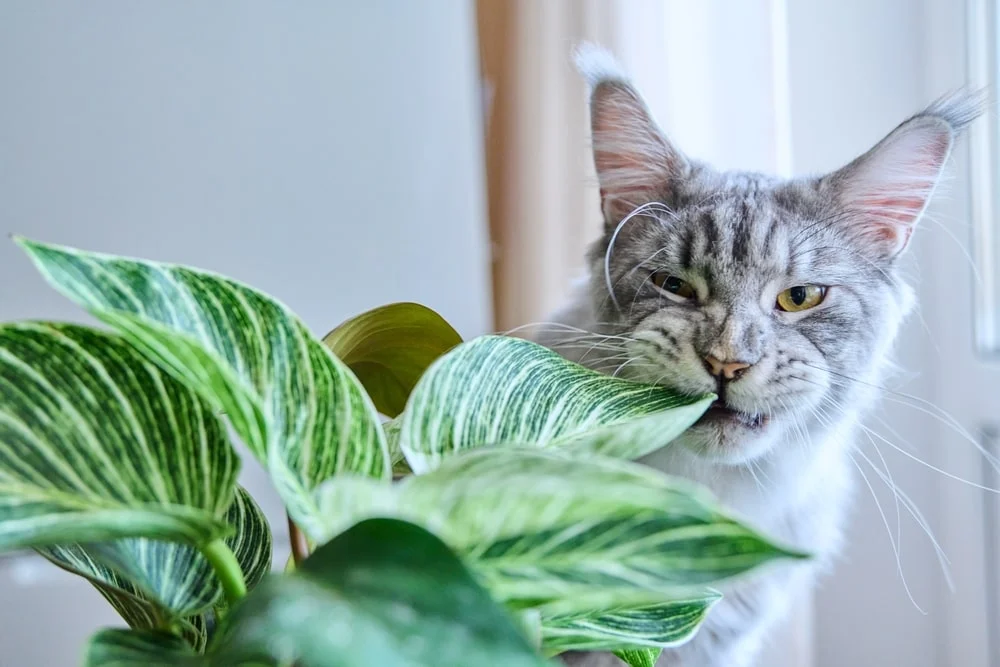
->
[0,2,491,665]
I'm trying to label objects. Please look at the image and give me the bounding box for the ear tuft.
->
[574,42,629,90]
[921,87,990,135]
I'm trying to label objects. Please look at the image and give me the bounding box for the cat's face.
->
[591,173,913,463]
[579,54,979,464]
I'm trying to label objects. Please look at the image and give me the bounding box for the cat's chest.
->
[643,434,855,558]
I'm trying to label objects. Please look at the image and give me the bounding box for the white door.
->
[924,0,1000,664]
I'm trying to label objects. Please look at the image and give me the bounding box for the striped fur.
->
[543,45,986,666]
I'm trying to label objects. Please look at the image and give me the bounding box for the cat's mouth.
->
[697,400,768,430]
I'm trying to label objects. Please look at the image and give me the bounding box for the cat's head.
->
[577,45,984,464]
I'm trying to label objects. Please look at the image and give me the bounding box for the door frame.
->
[923,0,1000,664]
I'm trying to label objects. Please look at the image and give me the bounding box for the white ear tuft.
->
[922,87,990,134]
[574,42,629,90]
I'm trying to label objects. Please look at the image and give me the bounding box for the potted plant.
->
[0,238,805,666]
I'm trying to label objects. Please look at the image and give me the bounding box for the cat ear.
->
[824,90,986,258]
[575,44,688,225]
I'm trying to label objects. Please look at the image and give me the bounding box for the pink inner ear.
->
[852,130,951,227]
[868,221,912,248]
[588,81,681,221]
[858,194,929,225]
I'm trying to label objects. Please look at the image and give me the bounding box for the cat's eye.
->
[651,272,696,301]
[776,285,827,312]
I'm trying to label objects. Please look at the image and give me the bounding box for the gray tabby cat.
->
[541,45,985,667]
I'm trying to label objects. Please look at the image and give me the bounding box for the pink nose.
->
[703,355,752,381]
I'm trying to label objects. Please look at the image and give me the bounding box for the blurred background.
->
[0,1,998,665]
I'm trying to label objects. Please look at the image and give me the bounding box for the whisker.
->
[605,202,679,313]
[854,446,955,592]
[802,363,1000,472]
[848,451,926,614]
[857,423,1000,493]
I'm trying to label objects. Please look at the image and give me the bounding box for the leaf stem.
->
[288,513,310,566]
[201,539,247,606]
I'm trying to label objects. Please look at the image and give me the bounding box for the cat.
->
[536,45,985,667]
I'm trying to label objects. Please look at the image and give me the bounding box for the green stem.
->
[201,538,247,607]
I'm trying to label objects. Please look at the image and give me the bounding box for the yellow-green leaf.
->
[323,302,462,418]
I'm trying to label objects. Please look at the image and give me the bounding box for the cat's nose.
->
[702,355,752,381]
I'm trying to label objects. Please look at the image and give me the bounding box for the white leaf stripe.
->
[19,239,390,535]
[313,450,805,615]
[541,597,718,652]
[399,336,713,472]
[0,323,236,550]
[221,485,273,595]
[39,541,219,622]
[613,648,663,667]
[39,486,271,652]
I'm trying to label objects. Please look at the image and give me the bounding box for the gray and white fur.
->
[542,45,985,667]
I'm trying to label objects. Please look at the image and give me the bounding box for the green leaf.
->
[323,302,462,418]
[313,450,806,615]
[0,323,237,551]
[540,595,719,653]
[218,485,273,596]
[85,629,198,666]
[398,336,713,473]
[39,540,216,649]
[39,486,271,651]
[614,647,663,667]
[207,518,552,666]
[17,238,389,536]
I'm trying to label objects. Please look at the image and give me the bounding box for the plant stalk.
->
[201,538,247,607]
[288,513,310,566]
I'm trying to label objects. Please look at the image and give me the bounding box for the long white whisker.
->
[854,447,955,592]
[605,202,678,312]
[848,451,926,613]
[805,363,1000,472]
[857,423,1000,493]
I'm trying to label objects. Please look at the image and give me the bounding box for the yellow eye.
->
[651,272,696,300]
[776,285,827,312]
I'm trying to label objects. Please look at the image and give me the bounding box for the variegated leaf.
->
[115,519,547,667]
[398,336,713,473]
[86,525,550,666]
[382,417,413,477]
[540,595,719,653]
[312,449,805,615]
[84,629,198,666]
[38,487,271,650]
[614,648,663,667]
[39,540,216,648]
[17,239,390,536]
[218,485,272,595]
[0,323,236,551]
[323,302,462,418]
